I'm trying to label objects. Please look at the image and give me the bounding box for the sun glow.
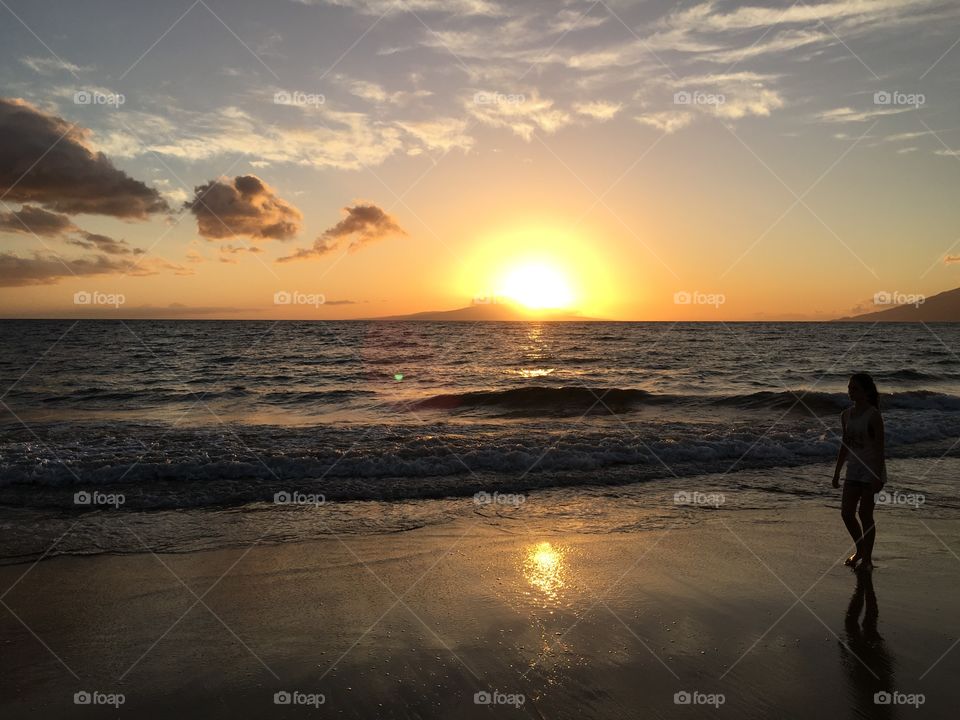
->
[456,222,623,318]
[497,262,574,309]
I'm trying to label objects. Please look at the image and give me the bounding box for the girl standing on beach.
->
[832,372,886,571]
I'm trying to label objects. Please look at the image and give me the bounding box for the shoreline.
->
[2,497,958,718]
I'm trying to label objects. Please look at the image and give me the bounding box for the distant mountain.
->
[374,303,597,321]
[835,287,960,322]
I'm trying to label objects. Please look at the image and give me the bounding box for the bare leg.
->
[858,491,876,570]
[841,484,864,565]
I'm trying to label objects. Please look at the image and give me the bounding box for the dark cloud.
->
[278,203,405,262]
[218,243,264,263]
[0,203,142,256]
[0,252,132,286]
[0,98,168,218]
[186,175,302,240]
[0,251,190,286]
[67,232,144,256]
[0,205,77,235]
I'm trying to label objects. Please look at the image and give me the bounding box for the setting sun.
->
[497,262,575,309]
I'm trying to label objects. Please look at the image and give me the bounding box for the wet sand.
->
[1,502,958,718]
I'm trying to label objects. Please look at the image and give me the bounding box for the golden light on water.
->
[523,541,567,603]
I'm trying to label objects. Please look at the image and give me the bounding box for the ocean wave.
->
[407,386,960,416]
[3,411,960,505]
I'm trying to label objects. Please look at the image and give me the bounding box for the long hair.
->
[850,372,880,409]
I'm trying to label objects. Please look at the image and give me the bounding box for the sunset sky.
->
[2,0,960,320]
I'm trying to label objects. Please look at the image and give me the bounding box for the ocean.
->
[1,319,958,561]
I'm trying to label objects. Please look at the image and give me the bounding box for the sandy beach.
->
[2,488,958,719]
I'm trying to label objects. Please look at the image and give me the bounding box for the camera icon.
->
[473,491,491,505]
[73,291,92,305]
[874,691,892,705]
[673,491,690,504]
[273,491,291,505]
[674,690,692,704]
[273,91,292,105]
[873,291,892,306]
[873,91,892,105]
[673,291,692,305]
[74,691,92,705]
[273,290,292,305]
[474,691,492,705]
[74,491,92,505]
[274,691,292,705]
[673,91,692,105]
[73,91,92,105]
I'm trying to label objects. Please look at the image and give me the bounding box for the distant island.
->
[835,287,960,322]
[374,302,598,321]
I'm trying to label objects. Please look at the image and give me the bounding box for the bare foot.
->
[844,553,861,567]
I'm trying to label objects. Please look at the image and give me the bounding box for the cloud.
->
[279,203,404,261]
[105,105,406,172]
[573,101,622,121]
[0,205,76,236]
[335,77,433,106]
[0,253,132,286]
[0,204,142,256]
[186,175,303,241]
[466,91,572,141]
[635,111,694,134]
[945,255,960,265]
[218,243,265,263]
[1,210,143,257]
[396,118,474,153]
[295,0,500,16]
[66,232,144,256]
[20,56,87,75]
[817,106,911,123]
[0,98,168,218]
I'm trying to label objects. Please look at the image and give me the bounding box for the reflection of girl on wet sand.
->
[840,570,895,719]
[833,373,886,571]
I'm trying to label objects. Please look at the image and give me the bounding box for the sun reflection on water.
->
[523,541,567,604]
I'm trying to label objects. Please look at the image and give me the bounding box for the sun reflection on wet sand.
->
[522,541,567,606]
